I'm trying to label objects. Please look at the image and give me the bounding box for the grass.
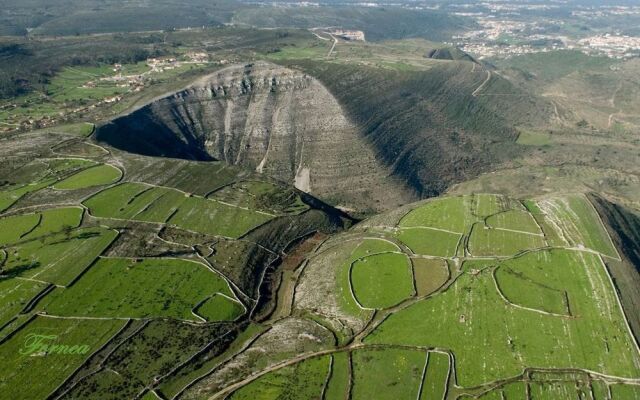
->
[229,355,331,399]
[610,384,640,399]
[2,227,118,286]
[168,196,273,239]
[156,323,268,399]
[351,347,426,400]
[350,252,414,309]
[194,294,244,322]
[516,130,552,146]
[486,210,541,234]
[84,183,274,238]
[0,179,55,212]
[412,258,449,297]
[53,164,122,190]
[39,258,239,321]
[420,352,449,400]
[325,352,350,400]
[365,249,640,387]
[495,266,570,315]
[529,381,580,399]
[0,207,83,245]
[65,319,234,400]
[395,227,460,257]
[0,315,125,400]
[399,196,475,233]
[538,195,619,258]
[0,277,49,327]
[0,213,40,245]
[474,194,506,217]
[468,222,545,257]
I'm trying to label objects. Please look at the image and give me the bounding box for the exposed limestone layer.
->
[97,62,414,212]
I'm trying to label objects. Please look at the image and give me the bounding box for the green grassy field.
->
[0,315,125,400]
[2,227,118,286]
[0,277,49,327]
[194,294,244,322]
[395,227,460,257]
[538,195,619,258]
[412,258,449,297]
[351,347,426,400]
[365,249,640,387]
[53,163,122,190]
[0,207,83,245]
[486,210,541,234]
[39,257,240,321]
[229,355,331,399]
[84,182,274,238]
[468,222,546,256]
[399,197,475,233]
[350,252,414,309]
[420,352,449,400]
[325,352,351,399]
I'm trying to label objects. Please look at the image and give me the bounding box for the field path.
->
[472,70,491,97]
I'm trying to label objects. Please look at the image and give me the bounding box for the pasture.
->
[0,315,125,400]
[350,252,414,309]
[351,347,425,400]
[83,182,274,238]
[365,249,640,387]
[53,164,121,190]
[39,258,241,321]
[2,227,118,286]
[395,227,460,257]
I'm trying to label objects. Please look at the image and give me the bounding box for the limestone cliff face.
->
[97,62,414,211]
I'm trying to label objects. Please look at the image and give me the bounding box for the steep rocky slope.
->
[97,62,414,212]
[97,59,552,212]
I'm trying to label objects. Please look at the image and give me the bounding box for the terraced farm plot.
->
[65,319,234,400]
[495,267,570,315]
[229,355,331,400]
[351,347,426,400]
[538,195,618,258]
[420,352,450,400]
[2,227,118,286]
[399,196,476,233]
[529,381,582,399]
[52,140,108,157]
[473,193,506,217]
[395,227,460,257]
[468,222,545,256]
[53,163,121,189]
[0,315,125,400]
[194,294,244,322]
[610,384,640,399]
[412,258,449,296]
[365,249,640,387]
[350,252,414,309]
[0,277,49,327]
[135,189,188,222]
[84,183,274,238]
[0,180,55,212]
[0,207,83,245]
[208,180,309,214]
[168,196,273,238]
[39,257,241,321]
[325,351,351,399]
[486,210,541,234]
[0,212,41,245]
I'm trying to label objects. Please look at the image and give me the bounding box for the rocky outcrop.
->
[97,62,414,212]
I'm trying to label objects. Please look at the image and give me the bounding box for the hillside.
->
[96,61,415,212]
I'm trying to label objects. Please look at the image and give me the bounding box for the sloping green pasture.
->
[39,257,241,321]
